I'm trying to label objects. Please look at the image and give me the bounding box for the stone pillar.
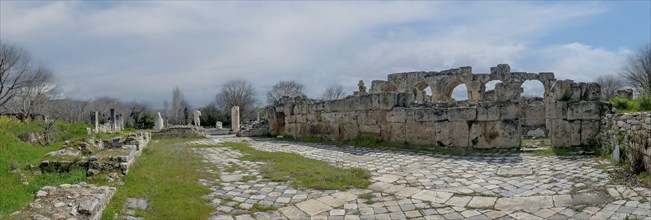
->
[231,106,240,132]
[256,112,260,122]
[154,112,164,131]
[216,121,223,129]
[90,111,98,133]
[110,108,116,132]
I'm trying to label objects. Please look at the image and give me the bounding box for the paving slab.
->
[296,199,332,216]
[495,196,554,211]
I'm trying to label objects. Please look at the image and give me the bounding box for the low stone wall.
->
[152,125,206,138]
[601,113,651,172]
[9,183,116,220]
[39,132,151,176]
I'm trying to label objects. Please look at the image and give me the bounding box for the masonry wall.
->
[269,93,522,148]
[267,65,609,149]
[601,113,651,172]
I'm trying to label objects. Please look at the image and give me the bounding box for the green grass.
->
[101,138,214,220]
[221,141,371,190]
[639,172,651,187]
[611,96,651,113]
[0,117,92,218]
[280,135,517,156]
[359,193,374,204]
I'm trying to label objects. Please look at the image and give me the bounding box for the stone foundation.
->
[9,183,116,220]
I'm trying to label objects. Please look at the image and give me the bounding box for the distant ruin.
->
[267,64,609,148]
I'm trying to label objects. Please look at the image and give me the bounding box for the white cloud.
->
[0,1,637,108]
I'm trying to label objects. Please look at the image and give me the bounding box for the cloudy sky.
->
[1,1,649,108]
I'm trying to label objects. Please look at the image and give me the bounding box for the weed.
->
[240,176,257,182]
[359,193,374,204]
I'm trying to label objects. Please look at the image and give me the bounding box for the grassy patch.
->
[611,96,651,113]
[101,138,214,220]
[0,117,92,218]
[280,135,518,156]
[638,172,651,187]
[221,142,371,190]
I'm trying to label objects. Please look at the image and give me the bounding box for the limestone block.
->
[448,108,477,122]
[550,80,574,101]
[340,124,359,140]
[498,102,520,119]
[546,101,568,119]
[385,123,406,143]
[296,115,307,123]
[570,120,582,146]
[581,120,601,144]
[549,119,571,147]
[386,109,408,123]
[477,103,499,121]
[406,121,435,145]
[321,112,336,123]
[567,101,603,120]
[521,105,545,127]
[436,121,469,147]
[283,103,294,116]
[306,113,319,123]
[359,124,381,136]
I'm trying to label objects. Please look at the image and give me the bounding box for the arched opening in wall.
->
[521,80,545,98]
[483,80,503,101]
[451,84,469,101]
[414,81,432,102]
[520,79,548,146]
[382,84,398,93]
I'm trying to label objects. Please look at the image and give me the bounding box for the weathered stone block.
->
[567,101,603,120]
[448,108,477,122]
[406,121,435,145]
[386,109,408,123]
[498,102,520,119]
[477,103,499,121]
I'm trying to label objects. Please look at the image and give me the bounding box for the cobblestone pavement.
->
[190,136,651,220]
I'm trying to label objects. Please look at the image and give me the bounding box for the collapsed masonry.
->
[267,64,609,148]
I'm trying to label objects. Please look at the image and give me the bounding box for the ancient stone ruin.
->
[267,64,609,148]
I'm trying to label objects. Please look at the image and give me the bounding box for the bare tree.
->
[266,80,305,104]
[10,67,59,121]
[215,79,257,120]
[1,41,33,108]
[620,43,651,96]
[595,74,625,100]
[322,84,346,100]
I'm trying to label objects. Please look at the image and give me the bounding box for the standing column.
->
[231,106,240,132]
[110,108,116,132]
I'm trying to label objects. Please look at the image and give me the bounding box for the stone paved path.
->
[190,136,651,220]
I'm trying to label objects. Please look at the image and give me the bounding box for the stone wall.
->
[601,113,651,172]
[152,125,206,138]
[268,64,608,148]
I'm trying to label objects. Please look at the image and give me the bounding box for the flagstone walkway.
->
[190,136,651,220]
